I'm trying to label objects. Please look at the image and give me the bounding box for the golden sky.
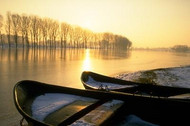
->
[0,0,190,48]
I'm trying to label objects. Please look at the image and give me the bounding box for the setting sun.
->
[80,20,93,30]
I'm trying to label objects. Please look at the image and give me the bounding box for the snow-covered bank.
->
[116,66,190,88]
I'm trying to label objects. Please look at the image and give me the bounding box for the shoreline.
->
[115,65,190,88]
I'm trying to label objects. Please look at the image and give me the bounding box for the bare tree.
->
[29,16,39,48]
[102,32,113,49]
[23,15,30,47]
[0,14,3,47]
[51,20,59,48]
[87,31,93,48]
[73,26,83,48]
[68,27,74,48]
[36,17,42,48]
[19,14,30,48]
[91,33,99,49]
[46,18,54,48]
[19,15,25,47]
[97,33,103,49]
[5,12,11,47]
[82,29,91,48]
[41,18,49,47]
[114,35,132,50]
[11,14,21,48]
[95,33,103,49]
[60,22,70,48]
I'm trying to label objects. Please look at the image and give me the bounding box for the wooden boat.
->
[14,80,190,126]
[81,71,190,98]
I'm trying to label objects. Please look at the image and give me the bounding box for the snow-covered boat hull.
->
[81,71,190,98]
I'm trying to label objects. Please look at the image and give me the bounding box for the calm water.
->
[0,48,190,125]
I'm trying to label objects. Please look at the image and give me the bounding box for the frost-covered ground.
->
[116,65,190,88]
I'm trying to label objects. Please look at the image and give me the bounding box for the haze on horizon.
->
[0,0,190,48]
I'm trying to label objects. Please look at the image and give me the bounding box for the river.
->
[0,48,190,125]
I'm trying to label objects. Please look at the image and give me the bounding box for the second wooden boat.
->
[81,71,190,98]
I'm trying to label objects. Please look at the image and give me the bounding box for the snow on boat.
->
[81,71,190,98]
[14,80,190,125]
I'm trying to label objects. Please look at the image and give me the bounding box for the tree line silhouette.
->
[172,45,190,52]
[0,12,132,50]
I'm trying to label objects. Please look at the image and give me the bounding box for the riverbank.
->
[116,65,190,88]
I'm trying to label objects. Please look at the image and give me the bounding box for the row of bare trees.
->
[0,12,132,50]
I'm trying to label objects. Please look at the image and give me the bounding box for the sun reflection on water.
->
[82,49,92,71]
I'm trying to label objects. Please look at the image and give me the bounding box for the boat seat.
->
[43,100,95,125]
[70,99,124,126]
